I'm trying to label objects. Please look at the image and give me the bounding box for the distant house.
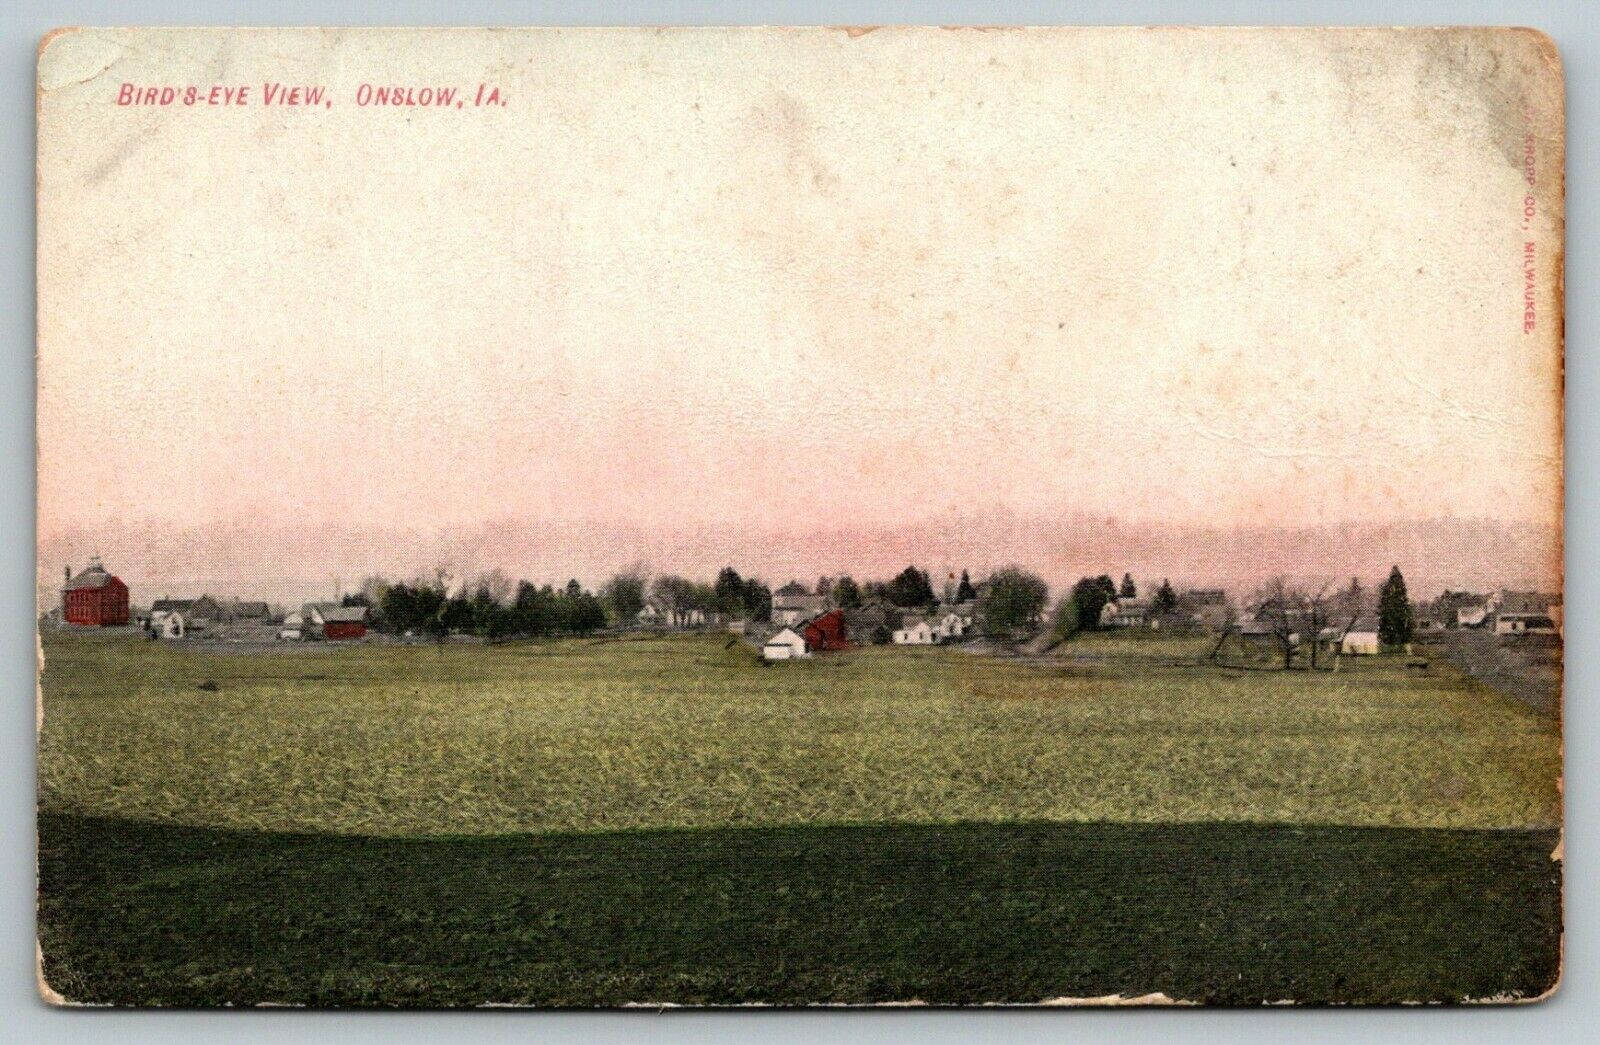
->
[637,600,705,629]
[1495,590,1555,615]
[1100,598,1150,628]
[1179,588,1227,609]
[280,611,304,641]
[893,616,937,645]
[223,600,270,621]
[148,609,185,639]
[1149,611,1199,633]
[151,595,223,626]
[762,627,809,661]
[1489,590,1561,635]
[772,581,827,626]
[946,600,978,629]
[1495,612,1558,636]
[1339,617,1380,655]
[61,558,131,626]
[1314,616,1380,655]
[1240,613,1301,647]
[843,602,893,644]
[1177,589,1230,629]
[1457,604,1490,628]
[934,611,967,641]
[306,603,369,640]
[802,609,850,652]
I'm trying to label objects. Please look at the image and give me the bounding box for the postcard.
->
[36,25,1563,1007]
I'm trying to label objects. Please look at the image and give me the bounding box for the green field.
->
[37,631,1562,1005]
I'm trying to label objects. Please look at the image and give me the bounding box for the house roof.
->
[150,598,195,612]
[899,615,930,629]
[764,627,804,645]
[228,601,270,616]
[1499,590,1555,614]
[1319,616,1379,639]
[775,581,810,597]
[64,564,118,591]
[319,605,369,623]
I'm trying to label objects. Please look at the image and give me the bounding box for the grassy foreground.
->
[39,814,1560,1006]
[39,632,1559,834]
[36,630,1563,1005]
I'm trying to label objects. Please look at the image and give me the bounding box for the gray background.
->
[2,1,1588,1041]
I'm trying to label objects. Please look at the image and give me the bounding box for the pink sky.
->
[36,28,1564,605]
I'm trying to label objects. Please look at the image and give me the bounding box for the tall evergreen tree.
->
[832,575,862,609]
[713,566,746,617]
[1152,578,1178,615]
[1120,573,1137,599]
[956,570,977,602]
[1378,566,1414,647]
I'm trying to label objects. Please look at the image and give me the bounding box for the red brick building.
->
[61,558,131,626]
[801,609,851,651]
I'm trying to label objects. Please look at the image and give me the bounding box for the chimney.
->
[64,565,71,585]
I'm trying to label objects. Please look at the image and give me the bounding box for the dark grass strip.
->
[37,815,1561,1007]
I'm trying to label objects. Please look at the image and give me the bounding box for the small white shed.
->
[763,627,809,661]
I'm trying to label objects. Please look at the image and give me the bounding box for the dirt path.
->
[1428,631,1561,717]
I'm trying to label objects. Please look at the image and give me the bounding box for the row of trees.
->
[369,574,609,640]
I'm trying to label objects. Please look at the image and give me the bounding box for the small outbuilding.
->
[763,627,809,661]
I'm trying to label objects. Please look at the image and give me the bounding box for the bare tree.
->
[1253,576,1302,670]
[1208,603,1239,664]
[1303,579,1336,670]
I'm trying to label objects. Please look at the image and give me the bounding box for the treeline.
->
[346,561,1059,641]
[353,574,608,640]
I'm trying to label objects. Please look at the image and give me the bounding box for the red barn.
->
[801,609,851,652]
[312,604,369,640]
[61,558,130,626]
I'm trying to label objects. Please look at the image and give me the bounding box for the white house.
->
[638,600,706,629]
[772,582,827,626]
[763,627,809,660]
[1457,604,1490,628]
[1495,612,1559,636]
[149,609,185,639]
[279,610,303,641]
[1100,598,1151,628]
[893,617,937,645]
[935,612,967,641]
